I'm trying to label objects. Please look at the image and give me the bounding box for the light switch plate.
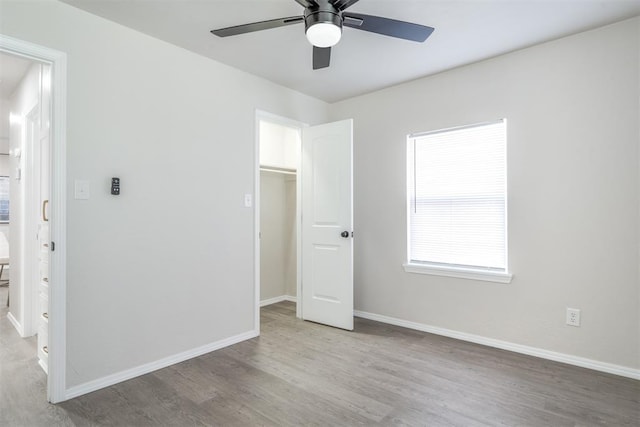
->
[75,180,90,200]
[244,194,252,208]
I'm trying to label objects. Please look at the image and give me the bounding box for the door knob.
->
[341,231,350,238]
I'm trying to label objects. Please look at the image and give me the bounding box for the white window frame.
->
[403,120,513,284]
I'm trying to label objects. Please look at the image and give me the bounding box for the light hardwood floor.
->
[1,288,638,426]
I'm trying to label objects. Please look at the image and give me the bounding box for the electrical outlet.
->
[566,308,581,327]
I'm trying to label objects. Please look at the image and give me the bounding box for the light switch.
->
[244,194,252,208]
[75,180,90,200]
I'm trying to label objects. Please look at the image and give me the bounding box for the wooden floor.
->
[1,290,638,426]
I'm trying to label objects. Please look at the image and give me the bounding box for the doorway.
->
[1,49,52,372]
[254,111,355,333]
[255,112,303,325]
[0,34,67,403]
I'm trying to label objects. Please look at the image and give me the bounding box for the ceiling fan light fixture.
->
[306,22,342,48]
[304,9,343,48]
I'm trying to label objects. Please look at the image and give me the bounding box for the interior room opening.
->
[258,116,301,315]
[0,49,53,380]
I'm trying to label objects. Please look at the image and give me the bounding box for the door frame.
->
[254,110,305,332]
[0,34,67,404]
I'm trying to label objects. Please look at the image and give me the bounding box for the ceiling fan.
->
[211,0,434,70]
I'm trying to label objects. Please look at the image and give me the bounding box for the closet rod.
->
[260,166,296,175]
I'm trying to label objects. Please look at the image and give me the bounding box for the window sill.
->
[403,263,513,284]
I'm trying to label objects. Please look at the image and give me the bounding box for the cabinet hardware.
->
[42,200,49,222]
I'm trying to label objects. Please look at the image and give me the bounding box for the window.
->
[0,176,9,223]
[404,120,511,283]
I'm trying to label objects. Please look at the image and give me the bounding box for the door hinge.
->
[51,241,55,251]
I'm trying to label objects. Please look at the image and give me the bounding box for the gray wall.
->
[284,175,297,297]
[331,17,640,370]
[260,170,296,301]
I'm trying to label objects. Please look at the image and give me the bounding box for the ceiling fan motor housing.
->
[304,5,343,29]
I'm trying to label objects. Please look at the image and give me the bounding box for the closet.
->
[259,119,300,306]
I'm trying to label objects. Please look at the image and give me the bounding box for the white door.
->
[301,119,353,330]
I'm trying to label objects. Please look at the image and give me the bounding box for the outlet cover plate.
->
[566,308,581,327]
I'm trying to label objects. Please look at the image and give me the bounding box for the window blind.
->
[407,120,507,271]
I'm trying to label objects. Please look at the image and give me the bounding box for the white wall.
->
[0,155,9,173]
[331,18,640,370]
[0,98,10,153]
[0,0,328,391]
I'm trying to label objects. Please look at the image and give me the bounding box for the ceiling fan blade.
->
[330,0,360,11]
[342,12,434,42]
[211,16,303,37]
[313,46,331,70]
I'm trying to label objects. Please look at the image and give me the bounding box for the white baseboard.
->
[6,312,24,337]
[354,310,640,381]
[260,295,297,307]
[64,329,259,401]
[38,359,48,375]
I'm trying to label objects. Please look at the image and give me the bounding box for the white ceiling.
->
[0,52,34,99]
[61,0,640,102]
